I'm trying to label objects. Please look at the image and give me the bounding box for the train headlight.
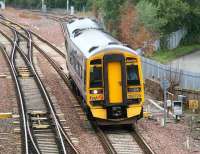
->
[93,90,98,94]
[90,89,103,94]
[128,87,141,92]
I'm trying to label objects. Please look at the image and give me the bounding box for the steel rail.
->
[92,123,117,154]
[1,15,154,154]
[12,29,41,154]
[0,29,41,154]
[30,31,65,58]
[27,31,79,154]
[35,13,155,154]
[0,17,79,154]
[0,31,29,154]
[0,16,66,58]
[33,43,79,154]
[0,25,66,154]
[31,38,115,154]
[13,26,67,154]
[133,126,155,154]
[5,14,122,154]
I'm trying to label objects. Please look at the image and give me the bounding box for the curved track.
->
[32,13,155,154]
[0,30,29,154]
[0,14,154,154]
[0,16,79,154]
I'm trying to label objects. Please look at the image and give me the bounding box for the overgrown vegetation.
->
[6,0,200,55]
[136,0,167,33]
[119,1,153,51]
[86,0,200,54]
[136,0,200,45]
[149,44,200,63]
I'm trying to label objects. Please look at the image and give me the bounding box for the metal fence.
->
[151,28,187,51]
[141,57,200,90]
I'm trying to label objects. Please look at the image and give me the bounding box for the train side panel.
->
[66,38,87,99]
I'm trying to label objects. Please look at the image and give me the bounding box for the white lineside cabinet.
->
[172,101,183,116]
[0,1,5,9]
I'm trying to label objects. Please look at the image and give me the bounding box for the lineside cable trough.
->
[0,113,12,119]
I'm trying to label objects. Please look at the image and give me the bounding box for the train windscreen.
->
[126,65,140,85]
[90,66,102,88]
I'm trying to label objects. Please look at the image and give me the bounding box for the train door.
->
[107,62,122,103]
[103,54,128,119]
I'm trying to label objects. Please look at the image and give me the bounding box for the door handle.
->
[118,81,122,86]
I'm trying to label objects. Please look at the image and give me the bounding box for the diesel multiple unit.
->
[65,18,144,125]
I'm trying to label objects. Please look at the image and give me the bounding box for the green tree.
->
[136,0,167,32]
[137,0,190,34]
[183,0,200,43]
[86,0,124,36]
[72,0,87,11]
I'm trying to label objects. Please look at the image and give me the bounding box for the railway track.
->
[0,15,154,154]
[1,27,65,154]
[92,123,154,154]
[0,16,78,154]
[0,31,29,154]
[26,13,155,154]
[108,128,154,154]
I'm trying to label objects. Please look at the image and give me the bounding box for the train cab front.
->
[87,52,144,125]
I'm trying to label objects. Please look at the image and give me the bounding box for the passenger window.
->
[127,65,140,85]
[90,66,102,88]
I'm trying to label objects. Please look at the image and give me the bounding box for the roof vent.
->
[108,42,119,45]
[89,46,99,53]
[68,19,75,24]
[123,44,131,48]
[72,28,81,34]
[73,29,83,37]
[74,31,82,37]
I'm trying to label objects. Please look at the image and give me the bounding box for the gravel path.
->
[0,49,21,154]
[137,97,200,154]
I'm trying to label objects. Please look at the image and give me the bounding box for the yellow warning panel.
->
[189,100,199,110]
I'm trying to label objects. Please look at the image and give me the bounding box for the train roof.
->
[66,18,137,58]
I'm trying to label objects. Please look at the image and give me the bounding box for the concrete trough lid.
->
[0,113,12,119]
[0,74,7,78]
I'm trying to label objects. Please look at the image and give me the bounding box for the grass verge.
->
[147,44,200,63]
